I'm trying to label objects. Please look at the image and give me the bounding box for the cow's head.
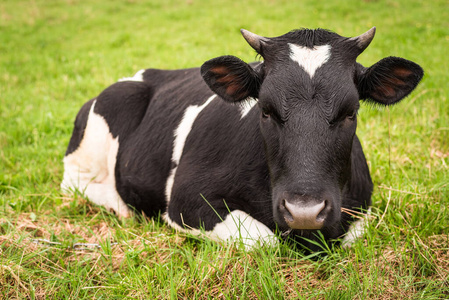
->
[201,28,423,231]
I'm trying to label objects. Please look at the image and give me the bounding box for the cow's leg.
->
[81,183,131,217]
[61,100,131,217]
[341,208,371,247]
[339,136,373,246]
[164,198,277,249]
[160,93,276,248]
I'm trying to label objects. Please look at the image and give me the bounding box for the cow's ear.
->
[357,57,424,105]
[201,55,261,103]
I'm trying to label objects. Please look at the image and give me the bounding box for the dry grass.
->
[1,202,448,299]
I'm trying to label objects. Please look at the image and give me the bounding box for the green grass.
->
[1,0,448,298]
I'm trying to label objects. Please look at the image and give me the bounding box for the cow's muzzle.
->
[278,194,331,230]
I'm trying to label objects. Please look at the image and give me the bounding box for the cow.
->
[61,27,423,251]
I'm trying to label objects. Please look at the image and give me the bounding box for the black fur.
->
[65,98,94,156]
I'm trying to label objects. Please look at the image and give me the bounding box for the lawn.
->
[1,0,448,298]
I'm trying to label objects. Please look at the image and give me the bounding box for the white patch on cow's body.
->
[209,210,277,248]
[165,95,217,203]
[163,210,277,249]
[239,97,258,119]
[118,69,145,82]
[341,208,371,247]
[61,101,131,217]
[288,44,331,78]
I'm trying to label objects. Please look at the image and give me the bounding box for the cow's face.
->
[201,28,423,231]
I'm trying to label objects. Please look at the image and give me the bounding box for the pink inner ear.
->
[393,67,413,78]
[373,74,407,100]
[382,86,396,98]
[216,73,237,83]
[387,76,405,86]
[226,83,240,95]
[226,82,249,100]
[212,70,245,98]
[373,86,396,100]
[210,65,230,75]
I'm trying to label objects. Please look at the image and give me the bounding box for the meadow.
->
[0,0,448,298]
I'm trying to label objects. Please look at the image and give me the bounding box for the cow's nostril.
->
[280,199,293,222]
[316,200,328,222]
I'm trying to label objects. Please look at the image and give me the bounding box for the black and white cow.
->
[62,27,423,250]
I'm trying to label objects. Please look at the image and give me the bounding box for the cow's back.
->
[112,68,220,217]
[62,67,215,216]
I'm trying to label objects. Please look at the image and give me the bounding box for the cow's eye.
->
[347,110,357,120]
[261,108,270,119]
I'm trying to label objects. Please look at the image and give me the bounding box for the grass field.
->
[1,0,448,298]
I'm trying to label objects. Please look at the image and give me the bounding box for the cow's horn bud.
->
[241,29,267,53]
[349,27,376,54]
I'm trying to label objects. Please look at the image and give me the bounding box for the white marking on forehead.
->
[288,44,331,78]
[239,97,258,119]
[165,95,217,203]
[118,69,145,82]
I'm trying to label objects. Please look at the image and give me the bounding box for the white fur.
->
[239,97,258,119]
[208,210,277,248]
[341,208,371,247]
[61,101,131,217]
[163,210,277,249]
[165,95,217,203]
[118,69,145,82]
[288,44,331,78]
